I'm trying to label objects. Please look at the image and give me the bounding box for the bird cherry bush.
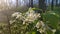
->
[9,8,60,34]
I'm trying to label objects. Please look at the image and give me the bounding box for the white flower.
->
[25,19,29,21]
[9,20,16,24]
[11,8,41,26]
[0,31,2,33]
[12,12,20,17]
[50,12,56,15]
[36,13,41,17]
[52,29,56,33]
[40,21,45,27]
[36,21,45,28]
[39,29,45,33]
[25,10,41,22]
[16,14,22,19]
[36,21,41,28]
[23,21,25,25]
[14,24,17,27]
[37,28,46,33]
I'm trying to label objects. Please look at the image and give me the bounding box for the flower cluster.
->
[10,8,41,25]
[36,21,46,33]
[9,8,57,34]
[12,12,23,20]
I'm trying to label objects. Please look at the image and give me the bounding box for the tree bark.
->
[51,0,54,10]
[39,0,46,13]
[59,0,60,6]
[16,0,18,8]
[56,0,58,6]
[48,0,50,5]
[29,0,33,8]
[31,0,33,8]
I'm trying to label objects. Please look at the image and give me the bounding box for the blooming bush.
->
[9,8,60,34]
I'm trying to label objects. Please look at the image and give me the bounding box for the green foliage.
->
[0,7,60,34]
[43,11,59,29]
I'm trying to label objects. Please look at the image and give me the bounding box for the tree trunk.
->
[56,0,58,6]
[48,0,50,5]
[29,0,33,8]
[51,0,54,10]
[16,0,18,7]
[59,0,60,6]
[31,0,33,8]
[39,0,46,13]
[45,0,47,3]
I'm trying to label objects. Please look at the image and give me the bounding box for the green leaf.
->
[46,29,53,34]
[32,31,36,34]
[43,12,59,29]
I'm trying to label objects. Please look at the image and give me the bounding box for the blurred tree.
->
[16,0,18,8]
[48,0,50,5]
[39,0,46,13]
[29,0,33,8]
[45,0,47,5]
[31,0,33,8]
[59,0,60,6]
[56,0,58,6]
[51,0,54,10]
